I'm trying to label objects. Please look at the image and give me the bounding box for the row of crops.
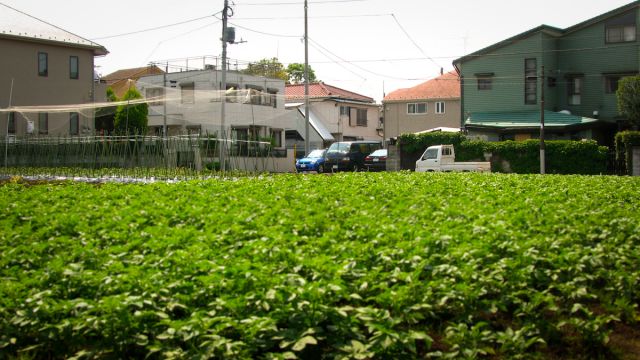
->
[1,173,639,359]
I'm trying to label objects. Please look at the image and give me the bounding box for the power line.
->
[308,41,366,81]
[390,13,442,70]
[91,12,222,40]
[231,13,391,20]
[237,0,368,5]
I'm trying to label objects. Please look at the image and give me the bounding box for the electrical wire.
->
[390,13,442,69]
[237,0,369,6]
[91,12,222,40]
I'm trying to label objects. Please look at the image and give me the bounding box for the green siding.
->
[461,34,545,114]
[458,7,640,124]
[557,14,639,120]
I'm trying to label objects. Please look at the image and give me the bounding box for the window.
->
[70,113,79,135]
[181,83,195,104]
[424,148,438,160]
[407,103,427,114]
[525,58,537,105]
[8,112,15,134]
[245,86,264,105]
[270,129,282,147]
[605,11,636,43]
[340,105,350,116]
[69,56,79,79]
[477,77,492,90]
[145,87,165,106]
[266,89,278,108]
[567,75,583,105]
[356,109,367,126]
[436,101,446,114]
[232,127,248,155]
[442,147,452,156]
[186,125,201,135]
[38,52,48,77]
[38,113,48,135]
[605,74,635,94]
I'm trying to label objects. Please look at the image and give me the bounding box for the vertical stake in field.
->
[4,78,14,169]
[540,65,545,175]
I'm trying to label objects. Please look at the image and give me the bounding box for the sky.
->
[2,0,634,102]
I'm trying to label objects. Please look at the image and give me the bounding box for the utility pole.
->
[163,63,168,138]
[304,0,310,155]
[220,0,230,172]
[540,65,545,175]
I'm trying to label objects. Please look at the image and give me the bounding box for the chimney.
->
[440,67,444,75]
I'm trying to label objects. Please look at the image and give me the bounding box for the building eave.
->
[0,33,108,56]
[453,25,563,66]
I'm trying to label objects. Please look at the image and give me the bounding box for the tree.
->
[243,58,288,81]
[114,85,148,134]
[286,63,317,84]
[617,75,640,129]
[95,87,118,134]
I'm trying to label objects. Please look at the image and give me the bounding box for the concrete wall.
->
[0,37,98,136]
[227,152,296,173]
[383,99,460,140]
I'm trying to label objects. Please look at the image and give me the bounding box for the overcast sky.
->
[3,0,634,102]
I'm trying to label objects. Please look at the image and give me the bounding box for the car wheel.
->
[353,164,359,172]
[317,164,324,173]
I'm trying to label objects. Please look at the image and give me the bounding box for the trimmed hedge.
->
[615,131,640,175]
[398,133,608,174]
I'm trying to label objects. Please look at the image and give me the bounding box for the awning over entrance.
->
[466,110,599,130]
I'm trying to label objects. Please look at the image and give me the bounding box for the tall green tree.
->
[114,86,148,135]
[617,75,640,129]
[243,58,288,81]
[95,87,118,134]
[286,63,317,84]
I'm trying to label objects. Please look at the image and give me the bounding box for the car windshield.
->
[425,148,438,160]
[369,149,387,157]
[327,143,350,154]
[306,149,325,158]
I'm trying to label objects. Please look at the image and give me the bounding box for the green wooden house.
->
[453,1,639,145]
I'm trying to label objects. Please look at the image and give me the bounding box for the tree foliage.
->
[114,85,148,134]
[286,63,317,84]
[242,57,288,81]
[616,75,640,128]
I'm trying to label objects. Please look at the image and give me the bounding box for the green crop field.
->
[1,173,639,359]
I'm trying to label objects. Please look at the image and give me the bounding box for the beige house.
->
[0,3,107,137]
[383,71,461,142]
[285,82,382,149]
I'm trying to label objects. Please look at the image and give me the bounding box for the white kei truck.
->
[415,145,491,172]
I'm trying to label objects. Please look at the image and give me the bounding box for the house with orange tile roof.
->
[101,65,165,99]
[382,71,461,142]
[285,82,381,149]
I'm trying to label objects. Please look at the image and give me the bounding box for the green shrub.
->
[398,133,608,174]
[614,131,640,175]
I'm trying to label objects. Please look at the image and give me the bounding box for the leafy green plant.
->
[0,173,639,358]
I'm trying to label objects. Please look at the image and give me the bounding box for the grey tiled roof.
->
[0,3,107,55]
